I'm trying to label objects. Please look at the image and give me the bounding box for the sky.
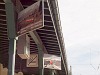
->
[58,0,100,75]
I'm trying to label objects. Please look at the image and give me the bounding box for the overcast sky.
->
[58,0,100,75]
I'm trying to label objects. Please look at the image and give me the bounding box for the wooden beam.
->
[0,2,5,4]
[29,31,47,53]
[0,9,6,11]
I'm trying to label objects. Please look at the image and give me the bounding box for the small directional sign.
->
[27,54,38,67]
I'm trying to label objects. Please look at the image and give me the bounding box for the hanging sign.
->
[17,1,44,36]
[27,54,38,67]
[44,54,61,70]
[17,34,30,59]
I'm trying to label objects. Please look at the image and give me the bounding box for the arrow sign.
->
[27,54,38,67]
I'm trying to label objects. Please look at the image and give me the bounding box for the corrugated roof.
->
[0,0,68,75]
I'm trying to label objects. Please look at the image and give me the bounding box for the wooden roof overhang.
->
[0,0,68,75]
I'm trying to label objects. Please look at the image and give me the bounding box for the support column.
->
[4,0,17,75]
[8,38,17,75]
[29,31,45,75]
[38,45,44,75]
[50,70,55,75]
[39,69,44,75]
